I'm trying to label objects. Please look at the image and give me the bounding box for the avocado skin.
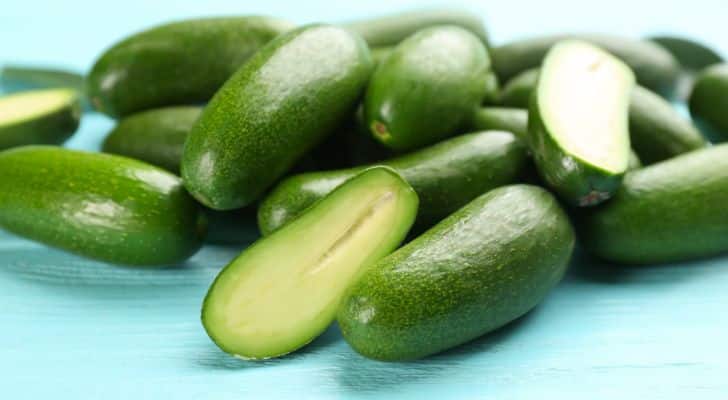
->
[501,69,705,164]
[579,144,728,264]
[182,25,374,210]
[0,90,81,150]
[468,107,529,141]
[87,16,293,118]
[258,130,529,235]
[0,146,206,266]
[648,36,723,72]
[102,106,202,173]
[338,184,575,361]
[689,64,728,142]
[364,26,491,151]
[492,34,680,97]
[343,8,490,48]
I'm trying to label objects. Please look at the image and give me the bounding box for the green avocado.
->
[0,64,88,109]
[364,26,492,150]
[338,184,575,361]
[528,40,635,206]
[258,130,529,235]
[0,88,81,150]
[648,36,723,72]
[579,144,728,264]
[492,34,680,97]
[87,16,293,118]
[468,107,529,140]
[342,8,490,48]
[689,63,728,142]
[182,24,373,210]
[102,106,202,173]
[202,167,418,360]
[0,146,206,266]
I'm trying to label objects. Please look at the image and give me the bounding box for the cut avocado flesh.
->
[539,40,633,174]
[0,88,78,125]
[202,167,418,359]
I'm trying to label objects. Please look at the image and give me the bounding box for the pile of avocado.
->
[1,9,728,362]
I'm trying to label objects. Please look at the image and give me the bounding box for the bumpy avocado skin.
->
[690,64,728,142]
[0,146,206,266]
[338,185,575,361]
[87,16,293,117]
[181,25,374,210]
[257,131,529,235]
[580,144,728,264]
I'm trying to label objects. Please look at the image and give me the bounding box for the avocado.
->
[338,184,574,361]
[202,167,418,360]
[528,40,635,206]
[258,130,529,235]
[468,107,529,140]
[0,146,206,266]
[182,25,373,210]
[370,46,394,65]
[648,36,723,72]
[342,8,490,48]
[689,63,728,142]
[364,26,492,150]
[1,64,88,109]
[102,106,202,173]
[579,144,728,264]
[0,88,81,150]
[87,16,293,118]
[500,69,706,163]
[492,34,679,97]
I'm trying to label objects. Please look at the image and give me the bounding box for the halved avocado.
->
[201,167,418,360]
[528,40,635,206]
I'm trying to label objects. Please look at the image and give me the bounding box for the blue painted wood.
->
[2,1,728,398]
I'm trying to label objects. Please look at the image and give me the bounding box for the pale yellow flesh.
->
[204,175,414,359]
[539,40,634,173]
[0,89,77,125]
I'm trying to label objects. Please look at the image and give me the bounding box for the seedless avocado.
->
[0,88,81,150]
[364,26,492,150]
[689,63,728,142]
[258,130,529,235]
[182,24,374,210]
[579,144,728,264]
[87,16,293,117]
[528,40,635,206]
[0,146,206,266]
[202,167,418,360]
[102,106,202,172]
[338,184,575,361]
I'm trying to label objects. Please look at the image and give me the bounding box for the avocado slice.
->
[202,167,418,360]
[0,88,81,150]
[338,184,575,361]
[528,40,634,206]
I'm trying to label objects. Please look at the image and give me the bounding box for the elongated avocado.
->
[689,63,728,142]
[0,88,81,150]
[258,130,529,235]
[87,16,293,117]
[102,106,202,173]
[499,68,539,108]
[364,26,492,150]
[0,146,206,266]
[648,36,723,72]
[202,167,418,359]
[338,184,575,361]
[579,144,728,264]
[468,107,529,140]
[342,8,490,47]
[182,24,373,210]
[492,34,679,97]
[528,40,635,206]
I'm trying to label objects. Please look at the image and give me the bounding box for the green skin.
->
[258,130,529,235]
[0,146,206,266]
[689,64,728,142]
[338,184,575,361]
[0,90,81,150]
[182,25,374,210]
[468,107,529,141]
[202,167,419,359]
[102,106,202,173]
[364,26,492,151]
[579,144,728,264]
[648,36,723,72]
[342,8,490,48]
[87,16,293,118]
[491,34,680,97]
[501,69,705,164]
